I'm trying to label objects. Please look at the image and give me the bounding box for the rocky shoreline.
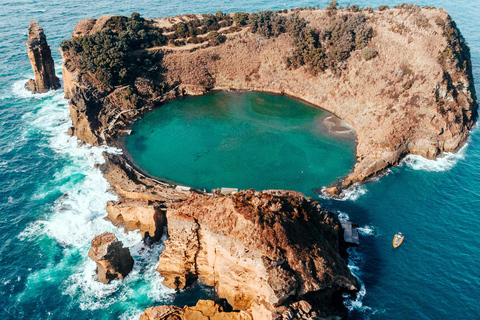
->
[54,5,477,319]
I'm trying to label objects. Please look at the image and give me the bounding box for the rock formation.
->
[140,300,251,320]
[60,6,477,319]
[156,190,358,319]
[88,232,134,284]
[106,199,166,243]
[61,7,477,194]
[25,20,60,93]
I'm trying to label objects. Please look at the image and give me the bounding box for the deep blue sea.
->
[0,1,479,319]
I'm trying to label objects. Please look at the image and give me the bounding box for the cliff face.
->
[25,20,60,93]
[61,7,477,193]
[157,190,357,319]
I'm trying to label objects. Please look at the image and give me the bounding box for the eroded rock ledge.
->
[157,189,357,319]
[61,6,477,194]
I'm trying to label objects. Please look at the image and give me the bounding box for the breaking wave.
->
[403,143,468,172]
[16,89,173,318]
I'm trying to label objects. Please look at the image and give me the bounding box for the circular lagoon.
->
[125,91,356,195]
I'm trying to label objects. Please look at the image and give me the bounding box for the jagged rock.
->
[88,232,134,284]
[25,20,60,93]
[156,190,358,319]
[140,300,252,320]
[72,18,96,37]
[106,199,166,243]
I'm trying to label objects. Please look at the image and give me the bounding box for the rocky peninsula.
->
[58,4,477,319]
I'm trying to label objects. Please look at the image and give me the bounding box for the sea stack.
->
[88,232,134,284]
[25,20,60,93]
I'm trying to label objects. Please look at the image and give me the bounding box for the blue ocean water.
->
[0,1,478,319]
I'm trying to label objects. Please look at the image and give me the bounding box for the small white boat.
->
[393,232,404,248]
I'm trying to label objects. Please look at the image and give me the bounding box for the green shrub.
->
[362,46,377,60]
[233,12,249,26]
[207,31,226,45]
[247,11,287,38]
[378,5,389,11]
[61,12,166,87]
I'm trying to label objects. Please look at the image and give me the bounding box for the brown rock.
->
[99,153,191,203]
[140,300,252,320]
[156,190,358,318]
[25,20,60,93]
[106,199,166,243]
[61,9,476,191]
[88,232,134,284]
[72,18,96,37]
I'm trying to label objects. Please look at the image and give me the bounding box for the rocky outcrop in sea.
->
[88,232,134,284]
[25,20,60,93]
[61,7,477,194]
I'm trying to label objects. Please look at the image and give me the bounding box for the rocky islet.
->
[54,5,476,320]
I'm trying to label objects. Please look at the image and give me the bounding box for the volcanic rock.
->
[61,8,477,192]
[88,232,134,284]
[140,300,252,320]
[106,198,166,243]
[25,20,60,93]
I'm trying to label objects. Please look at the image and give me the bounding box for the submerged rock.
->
[156,190,358,319]
[25,20,60,93]
[88,232,134,284]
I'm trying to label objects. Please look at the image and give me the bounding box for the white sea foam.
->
[358,225,377,237]
[343,248,376,318]
[10,78,59,100]
[17,90,172,316]
[318,183,368,201]
[402,143,468,172]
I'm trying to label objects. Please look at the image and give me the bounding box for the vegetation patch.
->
[61,13,166,87]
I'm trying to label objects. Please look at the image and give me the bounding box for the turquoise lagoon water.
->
[125,91,356,193]
[0,1,479,319]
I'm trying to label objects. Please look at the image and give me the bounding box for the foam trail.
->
[343,248,374,318]
[403,143,468,172]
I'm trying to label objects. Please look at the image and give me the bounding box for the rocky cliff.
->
[59,5,477,319]
[61,6,477,194]
[156,190,357,319]
[25,20,60,93]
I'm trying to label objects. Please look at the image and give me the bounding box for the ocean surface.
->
[0,1,479,319]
